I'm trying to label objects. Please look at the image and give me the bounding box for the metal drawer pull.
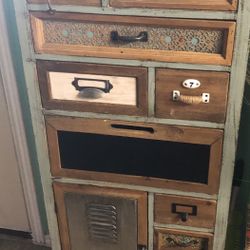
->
[72,77,113,93]
[173,90,210,104]
[111,31,148,43]
[111,124,154,134]
[138,245,147,250]
[46,0,56,14]
[172,203,197,222]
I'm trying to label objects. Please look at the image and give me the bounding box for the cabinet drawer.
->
[30,12,235,65]
[154,228,213,250]
[155,69,229,123]
[110,0,237,11]
[154,194,216,229]
[53,182,147,250]
[27,0,101,6]
[37,60,147,116]
[46,116,223,194]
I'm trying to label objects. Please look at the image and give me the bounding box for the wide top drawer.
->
[27,0,101,6]
[110,0,238,11]
[30,12,236,65]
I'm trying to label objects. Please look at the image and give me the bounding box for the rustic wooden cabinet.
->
[12,0,250,249]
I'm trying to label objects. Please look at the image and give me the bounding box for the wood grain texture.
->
[109,0,237,11]
[27,0,101,6]
[46,116,223,195]
[155,69,229,123]
[30,12,236,66]
[53,182,148,249]
[154,228,213,250]
[154,194,217,229]
[36,60,148,116]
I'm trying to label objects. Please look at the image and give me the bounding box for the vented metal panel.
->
[64,192,138,250]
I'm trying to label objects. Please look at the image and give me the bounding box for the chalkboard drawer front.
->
[37,60,148,116]
[46,116,223,195]
[27,0,101,6]
[155,69,229,123]
[30,12,236,65]
[154,229,213,250]
[154,194,217,229]
[109,0,237,11]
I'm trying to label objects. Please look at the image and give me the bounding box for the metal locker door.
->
[64,192,138,250]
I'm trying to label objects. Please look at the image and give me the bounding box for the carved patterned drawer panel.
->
[46,116,223,194]
[27,0,101,6]
[154,194,217,229]
[30,12,236,65]
[36,60,148,116]
[154,229,213,250]
[155,69,229,123]
[110,0,237,11]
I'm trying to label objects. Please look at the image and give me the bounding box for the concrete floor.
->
[0,234,51,250]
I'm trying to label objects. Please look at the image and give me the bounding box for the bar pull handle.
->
[111,31,148,43]
[72,77,113,93]
[173,91,210,105]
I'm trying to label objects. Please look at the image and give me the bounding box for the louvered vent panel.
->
[86,203,118,243]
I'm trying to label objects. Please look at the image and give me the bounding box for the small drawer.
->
[110,0,237,11]
[27,0,101,6]
[155,69,229,123]
[37,60,148,116]
[46,116,223,194]
[154,194,217,229]
[154,228,213,250]
[30,12,236,65]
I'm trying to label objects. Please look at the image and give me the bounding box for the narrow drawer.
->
[110,0,237,11]
[155,69,229,123]
[30,12,236,65]
[46,116,223,194]
[27,0,101,6]
[154,194,217,229]
[37,60,147,116]
[154,228,213,250]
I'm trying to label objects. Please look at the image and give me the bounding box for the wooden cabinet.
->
[12,0,250,249]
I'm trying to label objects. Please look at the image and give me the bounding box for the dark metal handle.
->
[46,0,56,14]
[72,77,113,93]
[111,31,148,43]
[138,245,147,250]
[171,203,197,222]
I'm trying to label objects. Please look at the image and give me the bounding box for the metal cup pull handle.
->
[111,31,148,43]
[72,77,113,93]
[173,90,210,105]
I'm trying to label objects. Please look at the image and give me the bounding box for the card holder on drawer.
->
[154,228,213,250]
[30,12,236,65]
[37,60,148,116]
[46,116,223,194]
[154,194,217,229]
[155,69,229,123]
[110,0,237,11]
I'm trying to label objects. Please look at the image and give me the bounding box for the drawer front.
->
[53,182,147,250]
[154,229,213,250]
[110,0,237,11]
[46,116,223,194]
[37,60,148,115]
[155,69,229,123]
[27,0,101,6]
[154,194,217,229]
[30,12,235,65]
